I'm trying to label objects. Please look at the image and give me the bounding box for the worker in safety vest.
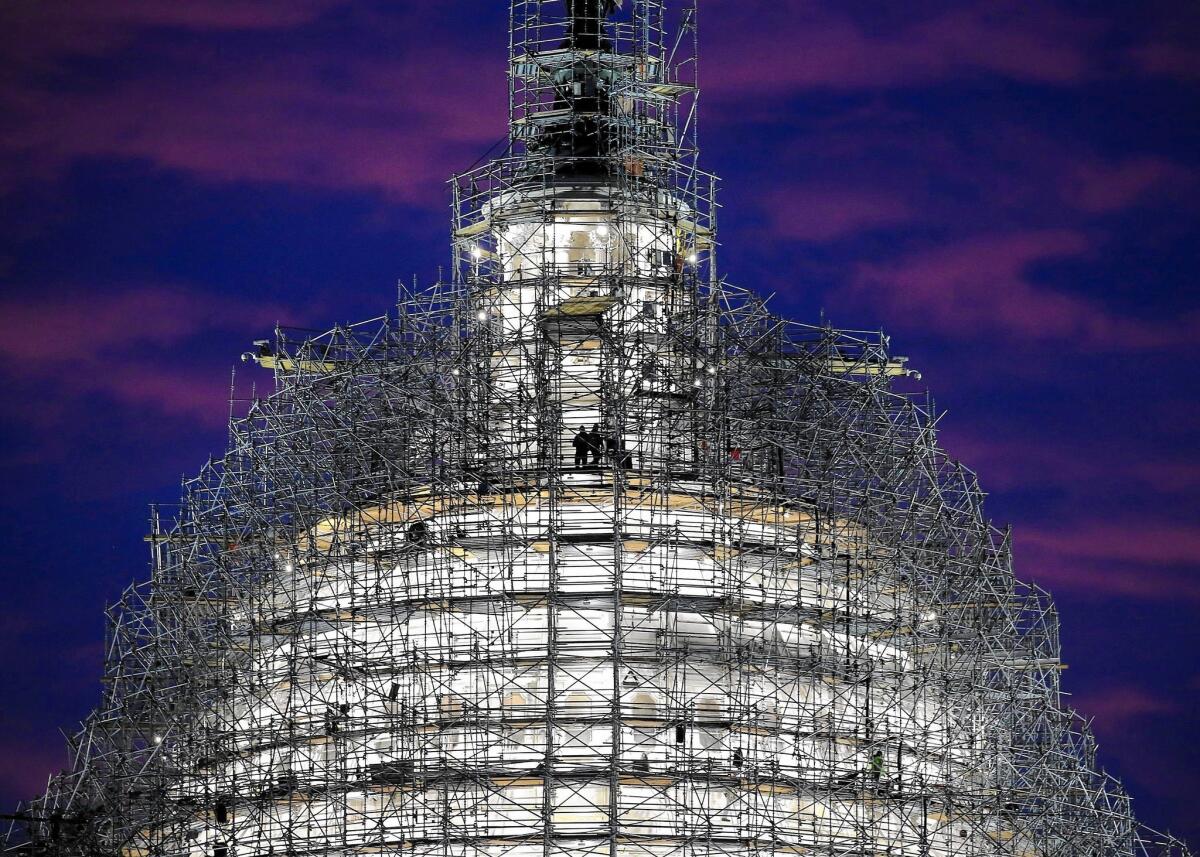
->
[869,749,885,783]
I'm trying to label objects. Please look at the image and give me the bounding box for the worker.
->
[572,426,590,468]
[869,749,885,784]
[407,520,429,545]
[587,424,604,466]
[603,430,619,464]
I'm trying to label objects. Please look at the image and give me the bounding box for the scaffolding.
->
[3,2,1190,856]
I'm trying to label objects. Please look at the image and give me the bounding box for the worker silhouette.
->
[587,424,604,466]
[572,426,590,468]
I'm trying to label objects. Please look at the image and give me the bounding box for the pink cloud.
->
[0,743,67,800]
[1063,685,1195,810]
[763,186,912,242]
[1014,520,1200,602]
[1060,156,1194,214]
[1129,41,1200,80]
[70,363,242,423]
[1126,460,1200,495]
[935,429,1200,603]
[1022,521,1200,568]
[0,0,346,81]
[0,286,282,362]
[704,0,1099,98]
[0,286,284,425]
[82,0,342,30]
[0,0,506,202]
[1069,686,1178,731]
[10,0,341,35]
[1,43,504,202]
[939,431,1200,496]
[0,1,1120,204]
[0,288,257,363]
[841,229,1197,348]
[57,0,343,33]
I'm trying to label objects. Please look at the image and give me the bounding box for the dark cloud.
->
[0,286,285,425]
[1016,521,1200,602]
[1131,41,1200,79]
[0,1,503,199]
[761,185,913,242]
[704,0,1102,94]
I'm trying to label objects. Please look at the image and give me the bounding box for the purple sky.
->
[1,0,1197,845]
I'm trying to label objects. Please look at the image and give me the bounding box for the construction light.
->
[470,246,482,259]
[477,310,489,322]
[687,253,698,264]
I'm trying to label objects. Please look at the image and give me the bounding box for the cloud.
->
[1014,520,1200,602]
[0,286,283,425]
[0,0,348,90]
[77,0,342,30]
[0,0,345,66]
[0,288,244,362]
[841,229,1197,347]
[0,742,67,801]
[940,432,1200,496]
[0,3,505,201]
[763,186,912,242]
[1022,521,1200,569]
[936,429,1200,604]
[1,48,503,202]
[1060,156,1195,214]
[1069,686,1179,731]
[704,0,1100,97]
[68,363,240,423]
[1129,41,1200,80]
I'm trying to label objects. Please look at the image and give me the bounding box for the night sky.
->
[1,0,1197,846]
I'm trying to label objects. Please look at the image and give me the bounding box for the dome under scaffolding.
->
[4,2,1189,857]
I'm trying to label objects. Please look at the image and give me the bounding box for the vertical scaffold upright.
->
[3,2,1191,857]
